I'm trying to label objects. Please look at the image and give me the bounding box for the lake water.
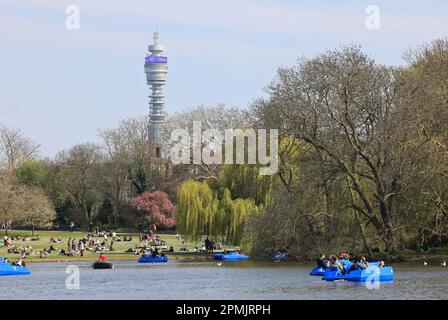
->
[1,259,448,299]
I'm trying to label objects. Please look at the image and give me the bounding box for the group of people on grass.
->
[135,230,170,258]
[3,235,40,247]
[317,253,386,274]
[136,232,168,251]
[63,234,117,257]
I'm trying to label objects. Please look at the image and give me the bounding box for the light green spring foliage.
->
[176,178,261,245]
[218,164,272,207]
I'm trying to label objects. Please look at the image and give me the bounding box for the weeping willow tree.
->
[176,179,261,244]
[219,164,272,207]
[176,180,218,240]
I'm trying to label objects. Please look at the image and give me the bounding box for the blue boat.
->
[309,266,327,276]
[0,258,31,276]
[309,259,352,276]
[274,252,287,261]
[214,252,249,261]
[138,255,168,263]
[322,266,393,282]
[309,259,380,276]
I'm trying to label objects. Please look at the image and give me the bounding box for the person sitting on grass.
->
[39,248,49,258]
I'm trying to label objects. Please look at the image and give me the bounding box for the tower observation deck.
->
[145,32,168,157]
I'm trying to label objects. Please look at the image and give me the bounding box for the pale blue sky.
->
[1,0,447,157]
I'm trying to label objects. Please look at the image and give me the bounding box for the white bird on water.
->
[423,261,428,266]
[442,261,446,267]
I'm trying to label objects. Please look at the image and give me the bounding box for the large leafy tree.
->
[56,143,104,230]
[16,186,56,235]
[176,179,260,244]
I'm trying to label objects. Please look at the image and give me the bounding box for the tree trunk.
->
[346,178,373,259]
[379,197,398,256]
[111,202,118,226]
[32,224,35,236]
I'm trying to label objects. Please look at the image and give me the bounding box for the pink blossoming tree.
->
[130,191,175,228]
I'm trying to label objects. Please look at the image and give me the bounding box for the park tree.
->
[56,143,104,230]
[15,159,46,187]
[0,178,18,234]
[130,190,175,228]
[99,123,133,225]
[397,38,448,247]
[0,177,55,235]
[0,125,39,173]
[110,116,163,195]
[176,179,260,244]
[165,104,249,179]
[249,45,418,255]
[16,186,56,235]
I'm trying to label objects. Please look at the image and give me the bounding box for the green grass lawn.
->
[0,230,226,262]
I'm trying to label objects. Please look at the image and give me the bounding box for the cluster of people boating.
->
[317,253,385,274]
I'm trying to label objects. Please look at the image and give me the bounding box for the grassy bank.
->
[0,230,226,263]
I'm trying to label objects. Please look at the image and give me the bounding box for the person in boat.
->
[339,252,350,261]
[98,253,106,261]
[317,254,329,269]
[347,259,366,273]
[13,257,25,267]
[330,255,346,274]
[360,256,368,268]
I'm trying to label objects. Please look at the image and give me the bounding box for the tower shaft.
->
[144,32,168,156]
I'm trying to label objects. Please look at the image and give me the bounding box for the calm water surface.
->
[1,260,447,299]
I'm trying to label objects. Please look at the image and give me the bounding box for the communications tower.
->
[144,32,168,158]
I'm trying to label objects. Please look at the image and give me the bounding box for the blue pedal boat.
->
[310,259,353,276]
[214,252,249,261]
[274,252,287,261]
[138,255,168,263]
[0,258,31,276]
[310,259,380,276]
[322,266,393,282]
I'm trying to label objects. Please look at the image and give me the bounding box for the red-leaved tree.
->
[130,191,176,228]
